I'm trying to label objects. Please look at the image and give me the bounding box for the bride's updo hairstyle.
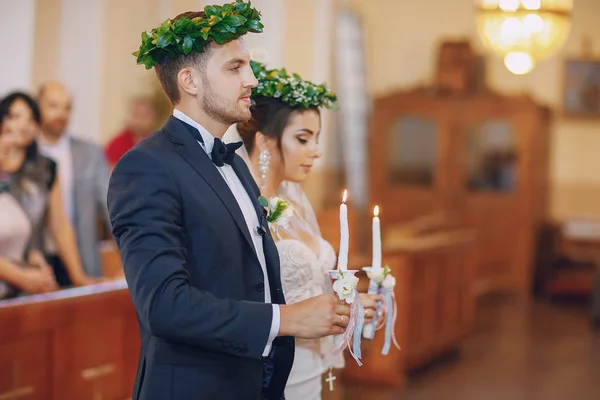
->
[236,61,337,156]
[237,98,319,156]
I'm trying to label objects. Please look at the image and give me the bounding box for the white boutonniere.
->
[364,265,395,289]
[333,271,360,304]
[258,196,294,228]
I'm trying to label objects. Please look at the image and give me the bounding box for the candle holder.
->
[361,266,378,274]
[327,269,359,280]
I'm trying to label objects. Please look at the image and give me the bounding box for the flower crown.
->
[250,61,338,110]
[134,0,263,69]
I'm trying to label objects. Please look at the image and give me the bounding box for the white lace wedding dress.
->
[272,183,344,400]
[223,127,344,399]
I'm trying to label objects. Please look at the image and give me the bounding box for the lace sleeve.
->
[276,239,319,305]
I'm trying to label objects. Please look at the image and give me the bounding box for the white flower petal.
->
[276,217,290,227]
[382,275,396,289]
[269,197,280,212]
[332,280,345,300]
[282,208,294,219]
[345,292,355,304]
[367,269,385,284]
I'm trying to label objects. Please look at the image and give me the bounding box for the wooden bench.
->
[342,230,477,386]
[0,279,139,400]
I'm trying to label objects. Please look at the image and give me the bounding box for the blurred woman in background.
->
[0,95,57,298]
[0,92,97,289]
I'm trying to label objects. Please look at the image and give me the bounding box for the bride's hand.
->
[359,293,382,324]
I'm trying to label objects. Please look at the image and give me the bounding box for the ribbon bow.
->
[332,290,365,366]
[211,138,242,167]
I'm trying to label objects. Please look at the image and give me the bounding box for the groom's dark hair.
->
[154,11,213,105]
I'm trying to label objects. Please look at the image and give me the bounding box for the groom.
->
[108,3,351,400]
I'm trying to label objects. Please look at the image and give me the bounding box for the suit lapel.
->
[263,233,284,303]
[231,157,283,302]
[231,157,265,225]
[163,117,261,267]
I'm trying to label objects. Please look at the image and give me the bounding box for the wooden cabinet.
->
[370,88,551,295]
[0,280,139,400]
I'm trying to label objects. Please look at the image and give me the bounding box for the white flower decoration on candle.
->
[365,268,385,284]
[333,271,359,304]
[382,275,396,290]
[364,265,394,288]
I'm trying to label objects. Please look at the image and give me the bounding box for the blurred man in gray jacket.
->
[37,82,111,285]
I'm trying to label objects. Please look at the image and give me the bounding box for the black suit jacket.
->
[108,116,294,400]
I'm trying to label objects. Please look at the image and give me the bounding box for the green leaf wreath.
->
[133,0,263,69]
[250,61,338,110]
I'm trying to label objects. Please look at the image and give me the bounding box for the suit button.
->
[255,282,265,292]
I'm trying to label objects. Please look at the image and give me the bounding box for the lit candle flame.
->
[374,205,379,217]
[342,189,347,204]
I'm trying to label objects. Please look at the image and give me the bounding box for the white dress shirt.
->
[173,110,279,356]
[38,133,74,223]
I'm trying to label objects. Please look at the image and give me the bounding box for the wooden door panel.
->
[54,318,126,400]
[456,110,536,293]
[370,94,454,223]
[0,334,51,400]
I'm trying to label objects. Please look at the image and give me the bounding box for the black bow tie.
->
[211,138,243,167]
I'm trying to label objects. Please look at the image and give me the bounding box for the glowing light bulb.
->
[504,52,535,75]
[501,17,522,41]
[499,0,519,11]
[523,14,544,33]
[521,0,541,10]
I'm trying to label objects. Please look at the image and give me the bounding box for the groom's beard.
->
[202,81,251,126]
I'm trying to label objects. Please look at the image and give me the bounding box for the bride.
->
[228,62,380,400]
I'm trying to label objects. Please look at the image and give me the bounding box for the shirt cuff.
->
[262,304,280,356]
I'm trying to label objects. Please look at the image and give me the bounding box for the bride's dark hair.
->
[237,97,320,156]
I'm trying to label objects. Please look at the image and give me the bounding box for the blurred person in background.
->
[1,91,99,288]
[105,96,158,167]
[0,93,58,297]
[36,82,112,283]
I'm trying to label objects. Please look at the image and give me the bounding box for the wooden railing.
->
[342,230,477,386]
[0,280,139,400]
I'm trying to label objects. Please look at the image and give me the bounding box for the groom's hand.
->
[278,294,351,339]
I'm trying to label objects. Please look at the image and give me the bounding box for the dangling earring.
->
[258,149,271,190]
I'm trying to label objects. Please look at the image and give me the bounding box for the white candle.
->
[337,190,349,271]
[364,205,382,339]
[372,206,382,270]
